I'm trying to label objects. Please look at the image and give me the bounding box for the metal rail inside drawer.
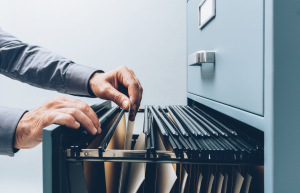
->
[65,102,264,165]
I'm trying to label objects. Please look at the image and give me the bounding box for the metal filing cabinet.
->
[187,0,264,115]
[186,0,300,193]
[42,1,300,193]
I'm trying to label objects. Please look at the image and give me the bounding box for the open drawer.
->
[43,101,264,193]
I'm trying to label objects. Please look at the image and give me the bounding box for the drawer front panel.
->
[187,0,264,115]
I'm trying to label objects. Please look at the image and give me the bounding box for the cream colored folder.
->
[155,127,177,193]
[126,133,146,193]
[180,166,188,193]
[216,173,224,193]
[241,173,252,193]
[233,170,244,193]
[119,100,135,193]
[221,173,228,193]
[196,173,203,193]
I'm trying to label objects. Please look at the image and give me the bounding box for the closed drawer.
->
[187,0,264,115]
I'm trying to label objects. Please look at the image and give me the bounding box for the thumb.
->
[108,87,130,109]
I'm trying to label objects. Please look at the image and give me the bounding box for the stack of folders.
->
[67,104,264,193]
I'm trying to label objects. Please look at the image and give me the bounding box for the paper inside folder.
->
[155,125,177,193]
[126,133,146,193]
[180,166,188,193]
[233,170,244,193]
[119,100,136,193]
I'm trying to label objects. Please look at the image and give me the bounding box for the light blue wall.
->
[0,1,186,192]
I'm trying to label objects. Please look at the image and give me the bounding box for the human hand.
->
[89,66,143,121]
[14,96,101,149]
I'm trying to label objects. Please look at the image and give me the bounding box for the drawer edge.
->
[187,92,265,132]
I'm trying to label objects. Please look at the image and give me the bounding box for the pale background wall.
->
[0,0,186,192]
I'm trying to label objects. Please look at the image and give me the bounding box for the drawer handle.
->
[188,51,215,66]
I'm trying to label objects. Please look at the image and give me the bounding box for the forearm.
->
[0,106,27,156]
[0,28,102,96]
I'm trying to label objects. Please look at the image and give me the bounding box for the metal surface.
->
[188,50,215,66]
[187,0,264,115]
[65,149,262,165]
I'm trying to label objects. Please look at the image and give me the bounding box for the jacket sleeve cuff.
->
[0,106,27,156]
[65,64,104,97]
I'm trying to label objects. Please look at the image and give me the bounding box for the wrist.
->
[88,71,104,97]
[14,111,30,149]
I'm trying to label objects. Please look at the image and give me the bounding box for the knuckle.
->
[101,85,110,93]
[132,82,139,88]
[45,100,55,107]
[68,108,78,115]
[119,66,128,71]
[78,102,89,112]
[46,112,56,122]
[98,85,110,98]
[66,115,75,123]
[114,93,122,103]
[88,120,94,128]
[56,95,67,101]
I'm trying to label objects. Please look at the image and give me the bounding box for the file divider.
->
[178,106,212,137]
[173,106,205,137]
[149,113,156,158]
[165,106,188,136]
[98,108,124,154]
[99,106,119,125]
[153,106,178,136]
[143,106,149,135]
[149,106,168,136]
[183,106,225,137]
[169,106,199,137]
[161,107,191,152]
[192,106,237,136]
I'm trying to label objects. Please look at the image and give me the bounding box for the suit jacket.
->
[0,28,101,156]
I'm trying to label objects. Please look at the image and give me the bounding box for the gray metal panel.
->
[187,0,264,115]
[273,0,300,192]
[67,162,88,193]
[43,124,58,193]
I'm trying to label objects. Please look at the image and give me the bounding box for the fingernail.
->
[98,126,102,134]
[122,100,129,109]
[93,127,97,134]
[75,121,80,128]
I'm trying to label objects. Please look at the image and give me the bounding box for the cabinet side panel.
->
[273,0,300,192]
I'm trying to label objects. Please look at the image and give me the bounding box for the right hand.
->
[14,96,101,149]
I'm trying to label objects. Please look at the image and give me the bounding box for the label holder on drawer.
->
[199,0,216,29]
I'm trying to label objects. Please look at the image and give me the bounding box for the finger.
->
[38,112,81,140]
[56,98,101,132]
[103,84,130,110]
[127,69,143,119]
[56,108,99,135]
[116,67,141,119]
[128,69,141,86]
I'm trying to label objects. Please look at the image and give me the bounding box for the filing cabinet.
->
[187,0,264,115]
[41,1,300,193]
[186,0,300,192]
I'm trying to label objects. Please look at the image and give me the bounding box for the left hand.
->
[89,66,143,121]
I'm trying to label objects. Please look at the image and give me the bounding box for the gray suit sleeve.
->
[0,28,102,96]
[0,28,103,156]
[0,107,27,156]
